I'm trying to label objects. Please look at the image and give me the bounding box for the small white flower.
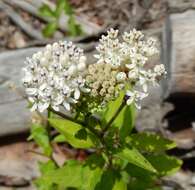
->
[126,90,148,109]
[116,72,127,82]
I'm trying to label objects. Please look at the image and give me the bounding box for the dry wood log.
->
[0,2,44,40]
[162,10,195,97]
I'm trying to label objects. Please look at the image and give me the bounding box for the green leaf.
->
[38,160,83,188]
[128,178,158,190]
[39,160,56,174]
[64,0,74,15]
[68,15,83,36]
[127,133,176,152]
[42,22,58,38]
[55,0,65,18]
[102,91,125,127]
[94,169,116,190]
[39,4,55,18]
[146,154,182,176]
[113,178,127,190]
[49,118,95,148]
[125,163,155,181]
[115,147,156,173]
[35,178,56,190]
[86,154,105,169]
[29,124,52,156]
[53,134,66,143]
[81,166,102,190]
[75,128,87,140]
[113,104,135,139]
[35,160,57,190]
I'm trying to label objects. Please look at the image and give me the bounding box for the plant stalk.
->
[102,100,126,134]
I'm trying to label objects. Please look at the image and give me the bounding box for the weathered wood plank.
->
[0,48,41,136]
[162,10,195,97]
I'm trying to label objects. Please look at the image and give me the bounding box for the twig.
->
[0,2,44,40]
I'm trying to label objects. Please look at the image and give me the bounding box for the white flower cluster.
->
[94,28,166,109]
[22,29,166,113]
[22,41,89,112]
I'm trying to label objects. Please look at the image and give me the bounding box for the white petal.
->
[135,102,141,109]
[38,102,49,112]
[80,87,90,93]
[139,92,148,99]
[39,83,47,91]
[26,88,37,96]
[74,89,80,100]
[30,103,37,112]
[126,90,134,97]
[63,102,71,111]
[79,56,86,64]
[77,62,86,71]
[68,65,77,76]
[126,63,136,69]
[52,105,60,111]
[67,97,77,104]
[143,84,148,92]
[28,97,35,103]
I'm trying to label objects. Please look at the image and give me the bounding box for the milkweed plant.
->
[22,29,182,190]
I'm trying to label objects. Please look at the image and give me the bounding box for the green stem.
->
[47,109,52,139]
[102,100,126,134]
[49,107,84,125]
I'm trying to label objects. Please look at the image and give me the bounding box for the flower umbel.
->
[22,41,88,112]
[94,28,166,108]
[22,29,166,112]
